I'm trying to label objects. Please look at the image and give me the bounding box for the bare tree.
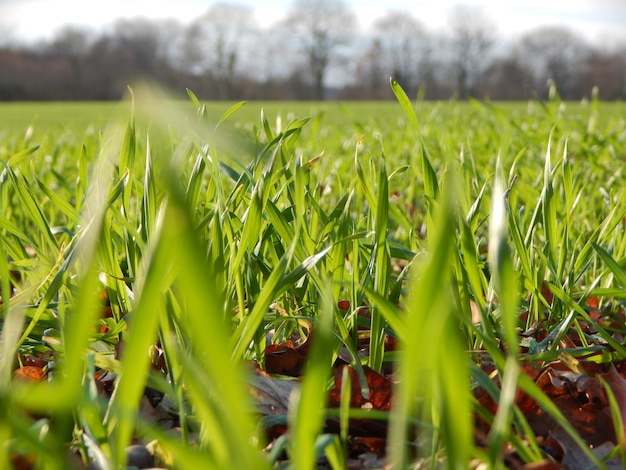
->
[483,53,533,100]
[184,2,257,99]
[518,26,590,99]
[150,19,186,69]
[112,18,169,75]
[284,0,357,100]
[579,46,626,99]
[447,5,496,99]
[78,18,172,99]
[48,26,94,57]
[372,11,429,96]
[355,39,387,99]
[45,27,94,98]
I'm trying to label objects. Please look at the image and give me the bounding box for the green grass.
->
[0,86,626,469]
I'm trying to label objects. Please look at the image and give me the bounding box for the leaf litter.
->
[250,295,626,469]
[10,289,626,469]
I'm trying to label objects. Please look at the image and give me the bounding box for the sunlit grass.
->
[0,85,625,468]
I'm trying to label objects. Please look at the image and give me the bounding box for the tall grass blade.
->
[157,162,268,468]
[106,205,169,467]
[541,131,558,268]
[388,180,470,468]
[217,101,247,127]
[369,160,390,372]
[592,242,626,289]
[390,78,419,129]
[3,163,57,251]
[488,156,518,353]
[288,284,335,470]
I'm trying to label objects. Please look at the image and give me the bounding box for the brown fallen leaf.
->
[328,363,394,412]
[552,427,622,470]
[264,305,312,377]
[475,357,622,460]
[248,364,298,417]
[599,365,626,443]
[324,363,393,439]
[265,339,308,377]
[10,453,36,470]
[247,363,298,440]
[14,365,47,382]
[519,362,616,448]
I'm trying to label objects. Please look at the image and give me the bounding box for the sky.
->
[0,0,625,46]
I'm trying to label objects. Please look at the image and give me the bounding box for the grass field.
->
[1,86,626,469]
[0,100,407,132]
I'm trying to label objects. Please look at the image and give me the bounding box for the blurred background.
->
[0,0,624,101]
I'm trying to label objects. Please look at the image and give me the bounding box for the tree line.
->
[1,0,625,101]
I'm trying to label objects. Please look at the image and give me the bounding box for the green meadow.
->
[1,86,626,469]
[1,100,405,131]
